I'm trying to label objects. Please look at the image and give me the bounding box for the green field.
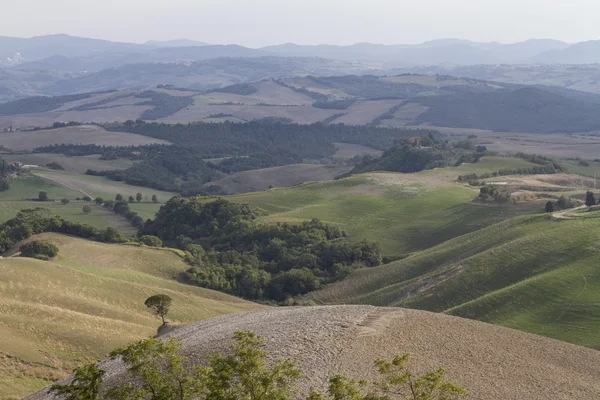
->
[0,176,138,235]
[32,170,175,202]
[308,214,600,350]
[0,172,174,234]
[225,157,541,256]
[0,233,260,399]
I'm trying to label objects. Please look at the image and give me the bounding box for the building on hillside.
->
[510,191,536,201]
[10,162,23,168]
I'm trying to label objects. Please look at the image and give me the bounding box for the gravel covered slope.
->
[27,306,600,399]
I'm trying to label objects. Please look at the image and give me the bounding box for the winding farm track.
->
[27,306,600,400]
[551,205,587,220]
[35,172,94,199]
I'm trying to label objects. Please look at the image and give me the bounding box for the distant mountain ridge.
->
[0,34,579,71]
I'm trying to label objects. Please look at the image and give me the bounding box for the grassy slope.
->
[208,164,352,194]
[0,176,137,235]
[308,214,600,350]
[226,157,539,256]
[0,233,260,399]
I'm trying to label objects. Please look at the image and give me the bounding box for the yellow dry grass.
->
[0,233,261,399]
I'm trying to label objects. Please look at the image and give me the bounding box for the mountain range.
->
[3,34,600,72]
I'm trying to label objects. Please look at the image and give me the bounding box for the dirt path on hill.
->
[36,172,94,199]
[552,205,587,220]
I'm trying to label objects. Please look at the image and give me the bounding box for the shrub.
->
[45,162,65,170]
[82,205,92,214]
[0,179,10,192]
[100,227,127,243]
[20,240,59,259]
[139,235,163,247]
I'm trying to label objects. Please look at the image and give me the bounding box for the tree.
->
[545,201,554,213]
[128,195,135,203]
[47,331,466,400]
[20,241,59,260]
[83,205,92,214]
[144,294,172,324]
[94,197,104,205]
[49,363,105,400]
[136,192,143,202]
[38,191,48,201]
[152,194,158,203]
[61,198,70,205]
[139,235,163,247]
[100,227,127,243]
[585,191,596,207]
[311,354,466,400]
[115,193,124,201]
[83,196,92,202]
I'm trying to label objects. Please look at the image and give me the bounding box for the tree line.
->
[36,120,437,196]
[0,208,128,254]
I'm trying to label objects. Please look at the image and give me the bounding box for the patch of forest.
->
[414,87,600,133]
[0,93,92,115]
[134,91,195,120]
[139,197,382,302]
[210,83,258,95]
[347,134,486,175]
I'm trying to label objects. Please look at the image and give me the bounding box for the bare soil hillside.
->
[27,306,600,400]
[0,125,169,150]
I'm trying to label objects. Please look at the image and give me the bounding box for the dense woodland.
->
[140,197,382,302]
[134,91,195,120]
[38,120,436,195]
[0,93,92,115]
[414,87,600,133]
[348,134,485,175]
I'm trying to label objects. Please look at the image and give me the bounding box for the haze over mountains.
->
[2,34,599,71]
[5,34,600,104]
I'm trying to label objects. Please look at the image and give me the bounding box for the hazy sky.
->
[4,0,599,46]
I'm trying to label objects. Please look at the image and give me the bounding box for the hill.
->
[6,75,600,134]
[224,156,541,256]
[0,124,168,149]
[413,87,600,133]
[205,163,352,194]
[262,39,569,65]
[308,213,600,350]
[25,306,600,400]
[532,40,600,64]
[0,233,261,399]
[405,64,600,95]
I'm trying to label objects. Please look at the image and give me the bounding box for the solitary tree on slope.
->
[144,294,172,325]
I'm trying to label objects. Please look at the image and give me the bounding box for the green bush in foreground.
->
[19,240,59,260]
[49,331,466,400]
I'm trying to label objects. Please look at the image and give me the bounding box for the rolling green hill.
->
[0,233,260,399]
[308,214,600,350]
[225,156,540,256]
